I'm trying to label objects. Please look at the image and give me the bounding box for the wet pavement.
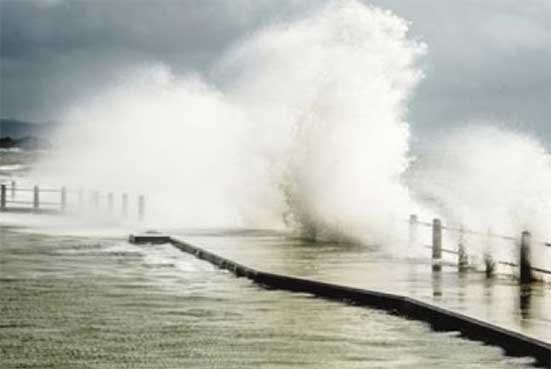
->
[173,229,551,343]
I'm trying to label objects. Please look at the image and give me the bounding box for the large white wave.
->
[32,0,551,275]
[36,1,426,243]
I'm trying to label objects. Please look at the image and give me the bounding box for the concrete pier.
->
[130,232,550,367]
[129,233,170,244]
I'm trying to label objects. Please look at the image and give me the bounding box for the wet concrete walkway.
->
[172,229,551,343]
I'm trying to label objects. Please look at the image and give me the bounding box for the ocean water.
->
[0,149,35,177]
[0,227,536,369]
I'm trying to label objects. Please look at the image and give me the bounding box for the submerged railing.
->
[408,214,551,283]
[0,180,145,221]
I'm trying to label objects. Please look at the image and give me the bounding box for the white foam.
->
[0,164,28,171]
[32,1,425,246]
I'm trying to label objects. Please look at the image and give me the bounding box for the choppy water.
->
[0,149,36,177]
[0,227,537,369]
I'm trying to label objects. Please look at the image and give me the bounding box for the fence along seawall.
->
[2,180,549,281]
[410,214,551,282]
[0,180,145,221]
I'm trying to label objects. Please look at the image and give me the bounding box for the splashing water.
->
[36,1,426,242]
[410,125,551,264]
[33,0,551,270]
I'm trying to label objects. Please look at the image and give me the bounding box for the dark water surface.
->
[0,227,537,369]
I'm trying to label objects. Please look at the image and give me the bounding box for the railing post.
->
[484,253,495,278]
[520,231,533,284]
[60,187,67,211]
[458,226,468,272]
[409,214,418,247]
[138,195,145,222]
[432,218,442,272]
[484,228,495,278]
[33,185,39,210]
[11,180,15,199]
[1,184,6,210]
[121,193,128,219]
[107,193,114,214]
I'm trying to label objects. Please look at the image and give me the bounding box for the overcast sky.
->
[1,0,550,142]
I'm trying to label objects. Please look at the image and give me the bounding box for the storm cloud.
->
[1,0,550,142]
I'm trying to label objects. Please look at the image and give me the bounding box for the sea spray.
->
[409,125,551,271]
[220,1,426,244]
[36,68,264,228]
[35,0,426,243]
[16,1,551,277]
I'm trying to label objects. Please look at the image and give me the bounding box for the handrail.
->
[411,216,550,248]
[422,244,551,275]
[8,187,61,192]
[1,181,145,222]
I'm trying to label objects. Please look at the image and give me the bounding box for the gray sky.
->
[1,0,550,142]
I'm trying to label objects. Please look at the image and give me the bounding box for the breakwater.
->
[130,234,551,367]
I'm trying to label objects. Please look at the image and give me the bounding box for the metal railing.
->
[409,214,551,283]
[0,180,145,221]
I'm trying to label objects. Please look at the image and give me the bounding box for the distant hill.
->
[0,136,52,150]
[0,118,56,139]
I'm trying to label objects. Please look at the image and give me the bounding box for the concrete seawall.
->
[130,234,551,367]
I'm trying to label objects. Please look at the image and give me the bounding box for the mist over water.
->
[37,1,424,237]
[35,1,551,256]
[217,1,425,243]
[410,125,551,263]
